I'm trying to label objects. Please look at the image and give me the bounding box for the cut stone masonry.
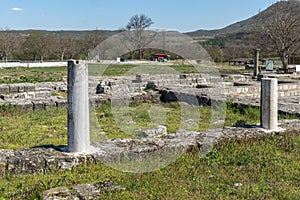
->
[0,74,299,115]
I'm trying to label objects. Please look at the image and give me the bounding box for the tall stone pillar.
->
[253,49,260,77]
[261,78,278,130]
[67,60,90,152]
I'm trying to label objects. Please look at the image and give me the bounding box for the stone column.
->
[260,78,278,130]
[67,60,90,152]
[253,49,260,76]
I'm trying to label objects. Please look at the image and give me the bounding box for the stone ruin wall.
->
[0,74,299,115]
[0,82,68,110]
[0,72,300,185]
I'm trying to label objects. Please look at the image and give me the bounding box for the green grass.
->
[216,63,250,75]
[0,131,299,199]
[0,64,201,83]
[0,67,67,84]
[89,64,136,76]
[0,106,67,149]
[0,63,253,84]
[0,101,296,149]
[0,102,299,199]
[1,64,299,199]
[88,64,202,76]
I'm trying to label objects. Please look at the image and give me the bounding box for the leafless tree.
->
[48,34,84,60]
[0,29,22,62]
[80,30,106,59]
[22,31,49,61]
[48,34,74,60]
[124,14,156,59]
[64,37,81,59]
[260,1,300,72]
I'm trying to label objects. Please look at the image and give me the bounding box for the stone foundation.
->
[0,119,299,178]
[0,73,299,115]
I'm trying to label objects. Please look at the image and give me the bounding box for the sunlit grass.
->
[0,130,299,199]
[0,63,254,84]
[0,101,299,199]
[0,106,67,149]
[0,101,296,150]
[0,67,67,84]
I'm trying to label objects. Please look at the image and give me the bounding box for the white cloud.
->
[10,7,23,12]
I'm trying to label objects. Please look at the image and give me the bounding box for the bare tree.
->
[48,34,78,60]
[80,30,106,59]
[260,1,300,72]
[0,29,22,62]
[63,37,81,59]
[124,14,156,59]
[22,31,49,62]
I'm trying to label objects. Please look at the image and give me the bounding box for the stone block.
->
[55,98,67,108]
[89,96,108,106]
[142,126,167,138]
[180,79,188,85]
[17,100,33,111]
[26,92,36,99]
[32,100,45,110]
[0,85,9,94]
[42,187,76,200]
[73,184,101,199]
[9,85,19,93]
[45,100,57,109]
[24,83,36,92]
[35,91,51,99]
[136,74,151,83]
[15,93,27,99]
[17,84,25,93]
[278,92,284,97]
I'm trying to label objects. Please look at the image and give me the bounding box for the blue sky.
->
[1,0,276,32]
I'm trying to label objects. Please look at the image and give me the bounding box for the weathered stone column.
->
[253,49,260,76]
[68,60,90,152]
[260,78,278,130]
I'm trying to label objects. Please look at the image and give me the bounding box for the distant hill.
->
[186,1,300,38]
[8,1,300,40]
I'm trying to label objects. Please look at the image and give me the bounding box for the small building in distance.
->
[151,54,170,62]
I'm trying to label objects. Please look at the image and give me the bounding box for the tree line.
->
[0,29,106,62]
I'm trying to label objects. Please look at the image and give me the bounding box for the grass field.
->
[0,67,67,84]
[0,131,299,199]
[0,102,259,150]
[0,102,299,199]
[0,63,299,199]
[0,101,297,149]
[0,63,251,84]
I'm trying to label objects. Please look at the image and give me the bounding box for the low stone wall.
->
[0,82,68,110]
[0,119,299,178]
[0,74,300,115]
